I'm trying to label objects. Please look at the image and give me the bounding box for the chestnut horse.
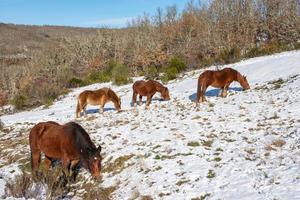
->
[132,80,170,107]
[76,87,121,118]
[196,67,250,102]
[29,121,102,178]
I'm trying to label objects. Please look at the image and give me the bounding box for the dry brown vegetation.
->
[0,0,300,110]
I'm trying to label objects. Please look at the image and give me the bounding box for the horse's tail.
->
[29,122,46,171]
[76,99,81,118]
[196,77,202,103]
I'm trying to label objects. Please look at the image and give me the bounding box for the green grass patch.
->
[187,141,200,147]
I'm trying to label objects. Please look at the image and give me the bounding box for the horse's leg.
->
[99,104,104,113]
[44,156,52,170]
[70,160,80,182]
[61,154,71,176]
[196,80,202,103]
[222,85,229,97]
[139,95,143,106]
[132,91,137,107]
[146,94,154,108]
[219,87,224,97]
[99,101,105,113]
[82,103,87,116]
[201,85,208,102]
[76,101,81,118]
[31,150,41,174]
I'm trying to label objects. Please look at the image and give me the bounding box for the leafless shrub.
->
[1,0,299,107]
[272,139,286,148]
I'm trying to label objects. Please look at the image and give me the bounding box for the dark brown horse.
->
[132,80,170,107]
[76,87,121,118]
[196,67,250,102]
[29,121,102,178]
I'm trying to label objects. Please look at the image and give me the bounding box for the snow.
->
[0,50,300,199]
[0,164,23,197]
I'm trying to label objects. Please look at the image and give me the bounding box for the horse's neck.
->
[103,88,109,95]
[154,81,164,92]
[73,129,95,157]
[235,71,242,83]
[108,89,117,102]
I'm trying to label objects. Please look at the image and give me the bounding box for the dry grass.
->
[4,167,68,199]
[81,183,116,200]
[103,154,134,174]
[176,179,190,186]
[265,145,277,151]
[272,139,286,148]
[201,139,213,148]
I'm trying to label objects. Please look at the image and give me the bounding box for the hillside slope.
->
[0,51,300,199]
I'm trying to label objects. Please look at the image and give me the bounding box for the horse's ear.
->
[97,145,102,153]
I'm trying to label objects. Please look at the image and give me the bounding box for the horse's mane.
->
[64,122,97,157]
[148,80,165,91]
[221,68,240,80]
[107,88,119,102]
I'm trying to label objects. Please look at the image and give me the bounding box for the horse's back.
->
[222,67,237,73]
[133,80,147,92]
[78,90,91,102]
[217,68,237,80]
[133,80,146,88]
[30,121,59,137]
[198,70,214,83]
[29,121,61,149]
[79,89,106,105]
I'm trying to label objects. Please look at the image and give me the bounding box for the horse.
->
[76,87,121,118]
[29,121,102,179]
[132,80,170,107]
[196,67,250,102]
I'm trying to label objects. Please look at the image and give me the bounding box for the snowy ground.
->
[0,51,300,199]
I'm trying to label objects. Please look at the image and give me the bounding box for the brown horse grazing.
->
[76,87,121,118]
[132,80,170,107]
[29,121,102,178]
[196,67,250,102]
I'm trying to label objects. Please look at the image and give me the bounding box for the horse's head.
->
[109,89,121,112]
[115,97,121,112]
[86,145,102,178]
[161,87,171,101]
[239,75,250,90]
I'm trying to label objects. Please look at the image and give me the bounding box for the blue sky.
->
[0,0,192,28]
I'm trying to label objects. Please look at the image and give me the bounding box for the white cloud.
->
[83,16,135,28]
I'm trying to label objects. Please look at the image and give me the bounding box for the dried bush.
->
[0,91,7,106]
[11,93,28,110]
[4,173,39,199]
[68,77,85,88]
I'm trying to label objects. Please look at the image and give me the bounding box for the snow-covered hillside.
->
[0,51,300,200]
